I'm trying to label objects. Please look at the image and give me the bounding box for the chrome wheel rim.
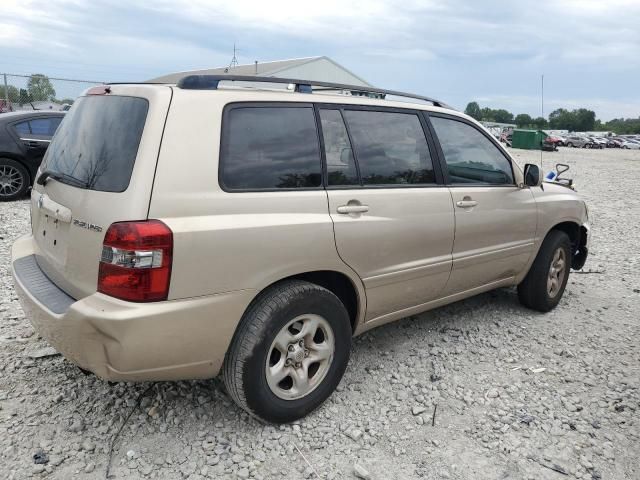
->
[0,165,24,197]
[265,314,335,400]
[547,247,566,298]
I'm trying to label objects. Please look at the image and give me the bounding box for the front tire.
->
[518,230,571,312]
[0,158,30,201]
[223,280,351,423]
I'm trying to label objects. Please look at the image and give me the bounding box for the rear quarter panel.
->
[149,89,366,319]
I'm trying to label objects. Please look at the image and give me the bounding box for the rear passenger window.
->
[430,117,514,185]
[14,121,31,135]
[319,110,359,186]
[29,118,61,136]
[220,107,322,190]
[343,110,435,185]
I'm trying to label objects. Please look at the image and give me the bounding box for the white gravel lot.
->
[1,147,639,480]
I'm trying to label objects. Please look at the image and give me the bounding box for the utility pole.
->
[541,74,544,120]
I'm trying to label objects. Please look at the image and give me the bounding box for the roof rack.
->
[176,75,453,109]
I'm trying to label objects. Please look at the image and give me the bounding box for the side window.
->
[29,118,52,135]
[220,107,322,190]
[343,110,435,185]
[430,117,514,185]
[14,121,31,136]
[29,117,62,136]
[319,109,359,186]
[48,117,63,135]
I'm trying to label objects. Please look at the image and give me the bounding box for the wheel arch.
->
[546,220,588,270]
[242,270,365,336]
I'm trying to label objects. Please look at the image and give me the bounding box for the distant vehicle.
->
[499,131,512,145]
[621,139,640,150]
[588,137,606,149]
[546,135,564,147]
[0,111,65,201]
[565,136,592,149]
[606,138,621,148]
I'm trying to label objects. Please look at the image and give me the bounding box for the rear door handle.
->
[337,204,369,214]
[456,200,478,208]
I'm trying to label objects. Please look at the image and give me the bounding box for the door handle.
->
[456,199,478,208]
[337,204,369,214]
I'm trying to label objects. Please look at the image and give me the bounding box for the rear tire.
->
[518,230,571,312]
[567,142,573,148]
[0,158,29,201]
[223,280,351,423]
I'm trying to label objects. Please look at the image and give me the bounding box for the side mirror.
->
[523,163,541,187]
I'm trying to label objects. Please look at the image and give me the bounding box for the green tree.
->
[480,107,495,121]
[464,101,482,120]
[548,108,595,131]
[19,88,31,105]
[492,109,514,124]
[515,113,533,128]
[0,84,19,102]
[549,108,571,130]
[27,74,56,102]
[574,108,596,132]
[602,117,640,134]
[532,117,548,129]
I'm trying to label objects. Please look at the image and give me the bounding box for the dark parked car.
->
[0,111,64,201]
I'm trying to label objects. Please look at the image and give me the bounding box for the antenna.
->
[228,43,239,70]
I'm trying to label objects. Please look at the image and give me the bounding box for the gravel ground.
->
[1,147,639,480]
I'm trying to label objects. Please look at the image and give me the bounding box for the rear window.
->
[220,106,322,190]
[41,95,148,192]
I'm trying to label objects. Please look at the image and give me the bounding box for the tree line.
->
[464,101,640,134]
[0,74,74,106]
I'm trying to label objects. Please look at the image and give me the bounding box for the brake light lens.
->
[98,220,173,302]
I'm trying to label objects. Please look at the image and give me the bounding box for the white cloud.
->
[0,0,638,118]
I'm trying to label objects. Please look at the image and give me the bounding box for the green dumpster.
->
[511,129,547,150]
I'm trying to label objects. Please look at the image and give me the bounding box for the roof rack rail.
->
[176,75,452,109]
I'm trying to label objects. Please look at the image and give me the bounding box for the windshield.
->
[41,95,148,192]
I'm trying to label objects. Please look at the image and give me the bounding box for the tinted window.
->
[14,121,31,135]
[42,96,148,192]
[343,110,435,185]
[319,109,359,186]
[29,117,62,136]
[221,107,321,190]
[431,117,514,185]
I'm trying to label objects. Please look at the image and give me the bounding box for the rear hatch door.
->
[29,85,172,300]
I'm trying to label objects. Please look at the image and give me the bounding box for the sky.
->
[1,0,639,120]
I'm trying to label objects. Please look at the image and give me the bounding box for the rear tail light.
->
[98,220,173,302]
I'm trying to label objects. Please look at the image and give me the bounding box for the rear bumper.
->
[11,234,255,381]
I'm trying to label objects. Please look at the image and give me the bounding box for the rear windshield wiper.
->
[37,170,88,188]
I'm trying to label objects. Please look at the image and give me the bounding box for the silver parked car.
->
[565,136,593,148]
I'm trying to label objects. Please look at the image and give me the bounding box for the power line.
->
[4,73,104,84]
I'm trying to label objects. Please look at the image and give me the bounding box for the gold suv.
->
[11,76,589,423]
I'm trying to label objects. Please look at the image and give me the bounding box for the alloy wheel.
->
[0,165,24,198]
[265,314,335,400]
[547,247,566,298]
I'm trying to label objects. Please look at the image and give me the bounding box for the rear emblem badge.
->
[72,219,103,233]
